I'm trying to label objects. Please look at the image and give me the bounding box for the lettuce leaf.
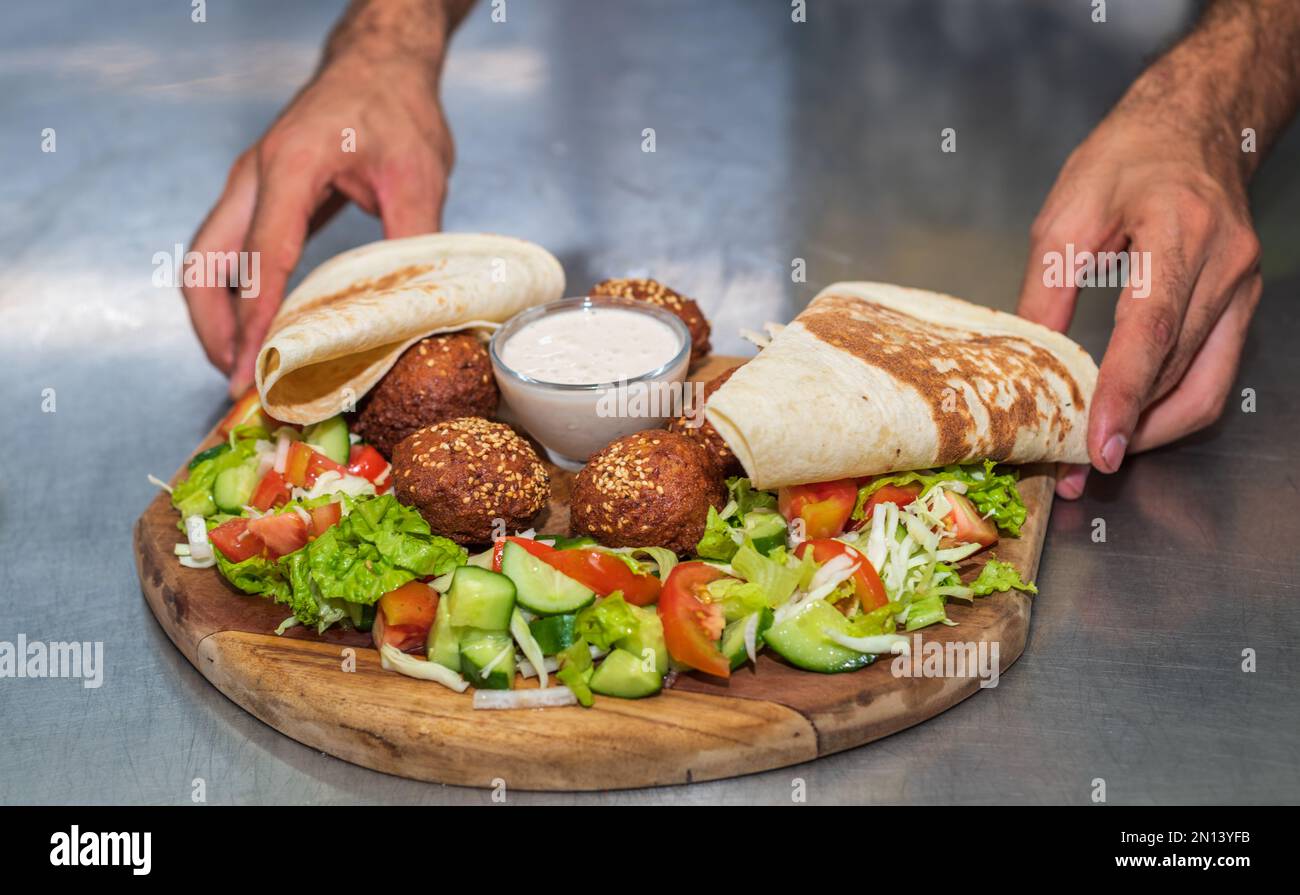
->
[730,542,815,608]
[212,493,466,629]
[726,476,777,516]
[556,640,595,707]
[851,459,1027,536]
[696,506,740,561]
[575,593,640,651]
[969,558,1037,595]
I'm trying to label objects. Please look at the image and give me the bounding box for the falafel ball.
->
[392,417,550,545]
[570,429,725,554]
[353,332,498,457]
[666,364,744,477]
[590,278,711,366]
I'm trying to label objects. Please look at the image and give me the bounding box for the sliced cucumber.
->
[213,462,259,513]
[303,415,350,465]
[589,648,663,699]
[460,629,515,689]
[721,608,774,670]
[554,535,599,550]
[617,603,668,675]
[500,540,595,616]
[189,443,231,470]
[763,601,874,673]
[426,603,460,671]
[446,566,516,632]
[743,511,788,556]
[529,613,578,656]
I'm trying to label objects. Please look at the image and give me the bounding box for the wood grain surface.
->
[134,356,1053,791]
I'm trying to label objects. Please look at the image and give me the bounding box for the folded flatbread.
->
[255,233,565,424]
[705,282,1098,489]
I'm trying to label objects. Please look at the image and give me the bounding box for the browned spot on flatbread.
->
[801,295,1084,464]
[272,264,437,331]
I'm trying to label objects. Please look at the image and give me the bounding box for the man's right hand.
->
[183,0,467,398]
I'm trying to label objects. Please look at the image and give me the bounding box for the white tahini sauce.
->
[500,306,682,384]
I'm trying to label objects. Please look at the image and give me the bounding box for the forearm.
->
[1117,0,1300,181]
[322,0,476,76]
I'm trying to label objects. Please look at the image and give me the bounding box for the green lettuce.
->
[575,594,640,651]
[969,558,1037,595]
[730,541,816,608]
[851,459,1027,536]
[212,493,466,629]
[695,477,780,562]
[727,476,777,516]
[556,640,595,707]
[696,506,740,561]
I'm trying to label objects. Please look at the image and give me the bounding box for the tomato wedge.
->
[309,501,342,538]
[944,492,998,548]
[284,441,348,489]
[493,537,662,605]
[657,562,731,678]
[850,482,922,529]
[246,511,309,559]
[795,539,888,612]
[219,388,265,437]
[249,469,292,512]
[372,580,438,652]
[347,444,389,482]
[207,517,265,563]
[778,478,858,540]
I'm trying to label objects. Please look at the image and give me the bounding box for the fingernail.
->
[1101,434,1128,473]
[1057,466,1090,499]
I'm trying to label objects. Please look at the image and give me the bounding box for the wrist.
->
[323,0,455,83]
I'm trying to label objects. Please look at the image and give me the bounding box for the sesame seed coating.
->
[666,363,745,477]
[354,332,498,457]
[590,278,711,366]
[392,417,550,545]
[570,428,725,554]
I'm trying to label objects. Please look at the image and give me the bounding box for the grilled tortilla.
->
[255,233,564,425]
[705,282,1097,490]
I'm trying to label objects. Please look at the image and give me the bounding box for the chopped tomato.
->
[850,482,922,529]
[283,441,347,489]
[347,444,389,483]
[778,478,858,540]
[372,581,438,652]
[207,517,265,563]
[944,492,998,549]
[246,511,309,558]
[795,539,889,612]
[657,562,731,678]
[249,469,292,512]
[309,502,342,537]
[541,548,662,606]
[493,537,662,605]
[219,388,266,437]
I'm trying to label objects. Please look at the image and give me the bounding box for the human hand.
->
[1017,61,1269,499]
[183,29,455,397]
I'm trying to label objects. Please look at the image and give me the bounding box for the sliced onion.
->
[473,687,578,710]
[185,514,212,563]
[178,555,216,569]
[743,611,760,665]
[379,645,469,692]
[273,431,292,474]
[147,474,173,495]
[823,629,910,656]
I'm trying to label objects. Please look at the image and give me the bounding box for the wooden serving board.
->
[135,356,1053,791]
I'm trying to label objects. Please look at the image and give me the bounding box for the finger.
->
[1016,205,1121,333]
[1148,225,1259,403]
[230,150,330,397]
[375,155,445,238]
[1087,237,1196,474]
[1130,275,1259,453]
[1055,463,1090,500]
[182,153,258,373]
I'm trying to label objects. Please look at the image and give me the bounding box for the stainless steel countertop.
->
[2,0,1297,805]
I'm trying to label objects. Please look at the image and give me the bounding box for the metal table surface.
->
[2,0,1297,805]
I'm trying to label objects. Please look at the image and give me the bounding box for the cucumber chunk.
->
[460,629,515,689]
[617,603,668,675]
[426,603,460,671]
[303,415,350,465]
[720,608,774,670]
[446,566,516,632]
[500,540,595,615]
[589,648,663,699]
[213,462,259,513]
[529,613,578,655]
[743,511,788,556]
[763,601,874,673]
